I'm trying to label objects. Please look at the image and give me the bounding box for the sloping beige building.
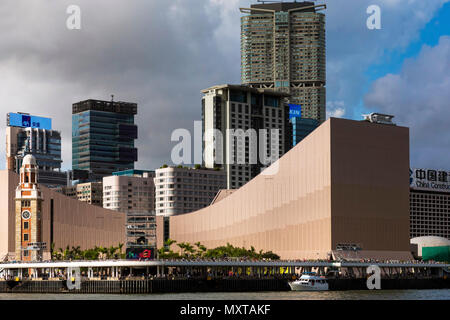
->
[0,170,125,261]
[166,118,411,260]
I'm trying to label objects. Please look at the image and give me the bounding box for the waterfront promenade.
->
[1,259,449,280]
[0,259,448,293]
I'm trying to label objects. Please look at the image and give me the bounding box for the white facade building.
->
[154,166,226,216]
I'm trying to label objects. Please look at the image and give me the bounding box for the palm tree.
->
[63,246,70,260]
[177,242,187,257]
[194,242,207,258]
[117,243,124,259]
[164,238,177,250]
[71,246,82,260]
[184,243,195,257]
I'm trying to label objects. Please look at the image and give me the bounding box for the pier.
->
[0,260,449,293]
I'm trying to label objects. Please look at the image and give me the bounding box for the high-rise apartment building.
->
[201,84,291,189]
[154,166,226,216]
[72,99,138,181]
[240,2,326,122]
[6,112,66,188]
[103,170,156,253]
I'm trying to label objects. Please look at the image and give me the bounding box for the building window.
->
[23,222,29,230]
[23,234,29,241]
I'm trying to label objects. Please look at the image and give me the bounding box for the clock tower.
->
[15,154,43,261]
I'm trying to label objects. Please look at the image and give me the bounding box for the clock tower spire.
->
[15,155,43,261]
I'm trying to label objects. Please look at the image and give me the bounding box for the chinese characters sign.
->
[410,168,450,193]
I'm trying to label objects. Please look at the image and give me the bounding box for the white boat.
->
[289,273,329,291]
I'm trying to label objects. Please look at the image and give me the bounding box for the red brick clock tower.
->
[15,155,43,261]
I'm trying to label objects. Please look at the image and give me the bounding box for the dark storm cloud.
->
[0,0,447,171]
[0,0,251,170]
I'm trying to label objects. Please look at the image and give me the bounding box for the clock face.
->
[22,210,31,220]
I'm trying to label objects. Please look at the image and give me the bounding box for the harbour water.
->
[0,289,449,300]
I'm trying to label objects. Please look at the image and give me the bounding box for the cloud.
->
[0,0,251,171]
[325,0,448,119]
[364,36,450,169]
[326,101,346,119]
[0,0,447,172]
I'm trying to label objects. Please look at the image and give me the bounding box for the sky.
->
[0,0,448,171]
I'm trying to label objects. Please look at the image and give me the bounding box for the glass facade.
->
[291,117,318,146]
[72,99,138,180]
[15,128,62,171]
[6,114,66,188]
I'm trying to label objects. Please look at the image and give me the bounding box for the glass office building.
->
[72,99,138,180]
[291,117,318,146]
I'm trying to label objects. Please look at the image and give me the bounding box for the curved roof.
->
[22,154,37,166]
[411,236,450,247]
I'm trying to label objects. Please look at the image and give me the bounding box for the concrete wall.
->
[0,171,14,259]
[330,119,410,252]
[0,170,126,258]
[167,118,411,260]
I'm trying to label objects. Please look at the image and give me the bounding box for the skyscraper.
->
[72,99,138,180]
[202,84,291,189]
[6,112,66,188]
[240,1,326,122]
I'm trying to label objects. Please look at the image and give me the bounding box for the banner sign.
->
[410,168,450,193]
[288,104,302,119]
[7,113,52,130]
